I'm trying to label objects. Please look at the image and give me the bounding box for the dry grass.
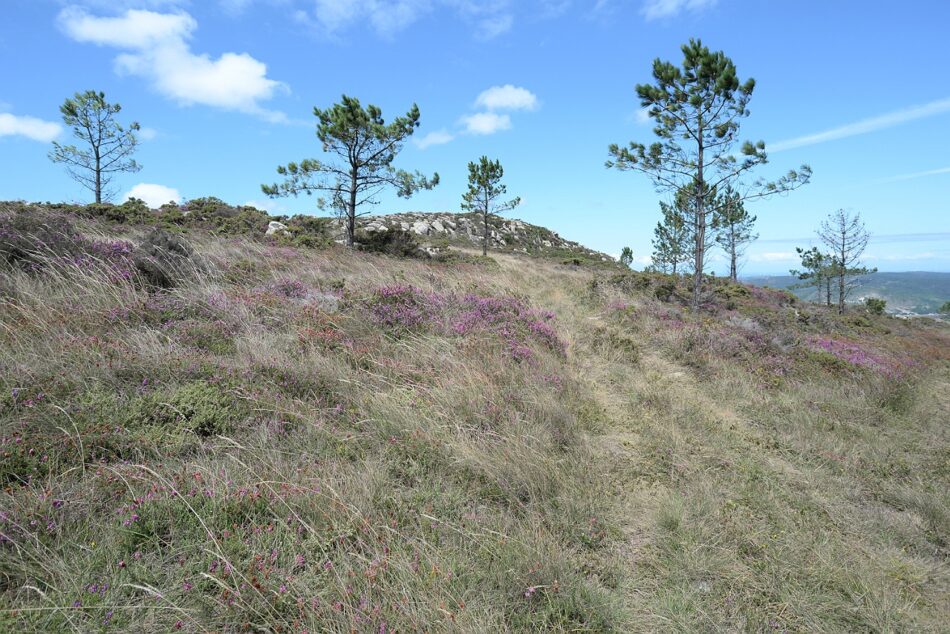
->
[1,213,948,632]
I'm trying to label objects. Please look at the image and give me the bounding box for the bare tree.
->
[817,209,875,313]
[49,90,141,203]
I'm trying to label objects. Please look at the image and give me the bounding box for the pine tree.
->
[817,209,876,313]
[619,246,634,268]
[651,190,694,275]
[608,39,810,308]
[262,95,439,247]
[460,157,520,256]
[49,90,141,203]
[713,186,757,281]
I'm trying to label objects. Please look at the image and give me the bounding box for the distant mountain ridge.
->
[743,271,950,315]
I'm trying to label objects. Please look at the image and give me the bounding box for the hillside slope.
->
[1,206,948,632]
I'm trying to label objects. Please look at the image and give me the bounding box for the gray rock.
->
[265,221,289,236]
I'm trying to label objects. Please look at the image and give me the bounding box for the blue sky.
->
[2,0,949,274]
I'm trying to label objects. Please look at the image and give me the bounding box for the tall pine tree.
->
[262,95,439,247]
[608,39,810,308]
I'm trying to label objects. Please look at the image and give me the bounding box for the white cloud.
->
[302,0,513,39]
[771,97,950,152]
[641,0,717,20]
[58,7,286,120]
[475,84,538,111]
[634,107,651,125]
[124,183,181,207]
[0,112,62,142]
[414,129,455,149]
[138,126,159,141]
[461,112,512,135]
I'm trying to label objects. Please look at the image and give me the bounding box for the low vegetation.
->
[1,207,947,631]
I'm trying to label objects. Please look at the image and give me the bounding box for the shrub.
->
[127,380,243,437]
[865,297,887,315]
[79,198,152,224]
[356,228,421,257]
[0,211,86,268]
[132,229,199,288]
[285,214,334,248]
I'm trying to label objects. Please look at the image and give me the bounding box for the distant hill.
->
[743,271,950,315]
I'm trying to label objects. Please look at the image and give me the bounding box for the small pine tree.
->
[651,190,694,275]
[619,246,634,268]
[49,90,141,203]
[461,157,520,256]
[712,186,757,282]
[817,209,876,313]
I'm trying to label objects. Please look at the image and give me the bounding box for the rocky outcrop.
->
[354,212,614,262]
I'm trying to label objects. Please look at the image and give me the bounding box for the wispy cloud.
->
[0,112,62,142]
[770,97,950,152]
[58,7,287,121]
[414,129,455,149]
[300,0,514,39]
[641,0,717,21]
[876,166,950,183]
[748,251,798,263]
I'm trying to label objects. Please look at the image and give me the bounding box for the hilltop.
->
[351,211,616,265]
[1,201,948,632]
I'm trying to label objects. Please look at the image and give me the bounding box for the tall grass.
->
[1,215,948,631]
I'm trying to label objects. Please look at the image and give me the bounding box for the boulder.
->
[265,221,289,236]
[411,221,431,235]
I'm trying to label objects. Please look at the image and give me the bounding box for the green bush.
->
[356,228,421,257]
[285,214,334,248]
[864,297,887,315]
[127,380,243,437]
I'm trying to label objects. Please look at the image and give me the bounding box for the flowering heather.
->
[365,285,566,359]
[270,278,309,299]
[808,336,908,376]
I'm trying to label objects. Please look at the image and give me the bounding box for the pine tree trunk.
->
[346,171,357,248]
[94,153,101,204]
[482,191,489,257]
[692,130,705,309]
[729,242,737,282]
